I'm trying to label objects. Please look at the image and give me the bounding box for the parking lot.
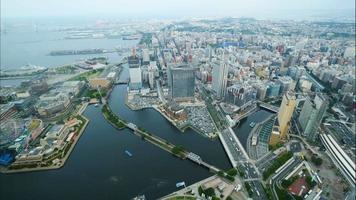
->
[186,106,217,136]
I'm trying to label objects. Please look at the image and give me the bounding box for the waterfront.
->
[110,66,232,169]
[1,29,138,70]
[233,110,274,149]
[0,67,230,200]
[1,23,273,200]
[0,105,213,200]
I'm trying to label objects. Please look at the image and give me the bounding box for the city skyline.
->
[1,1,355,200]
[1,0,355,20]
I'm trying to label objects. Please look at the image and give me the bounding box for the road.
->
[270,157,302,200]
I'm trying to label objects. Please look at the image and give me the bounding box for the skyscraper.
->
[142,48,150,65]
[212,60,228,99]
[298,93,328,142]
[270,91,296,145]
[278,91,296,139]
[128,49,142,90]
[167,64,196,101]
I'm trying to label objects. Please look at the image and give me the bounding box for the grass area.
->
[269,142,283,151]
[264,184,274,200]
[275,185,293,200]
[244,182,253,197]
[85,88,107,99]
[263,151,293,180]
[237,167,245,177]
[281,175,299,188]
[53,65,77,74]
[217,168,236,182]
[311,155,323,166]
[171,145,186,157]
[168,197,196,200]
[102,104,126,129]
[69,69,103,81]
[198,186,220,200]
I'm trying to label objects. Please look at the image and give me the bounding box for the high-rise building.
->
[225,84,257,108]
[298,94,328,142]
[254,83,267,101]
[148,64,157,89]
[277,76,295,95]
[128,49,142,90]
[266,81,281,98]
[142,49,150,65]
[278,91,296,139]
[270,91,296,145]
[167,64,196,101]
[212,61,229,99]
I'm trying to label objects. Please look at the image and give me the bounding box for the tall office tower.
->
[128,49,142,90]
[212,60,229,99]
[298,94,328,142]
[270,91,296,145]
[278,91,296,139]
[142,49,150,65]
[167,64,196,101]
[148,64,157,89]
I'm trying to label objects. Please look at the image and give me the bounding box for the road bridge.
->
[258,102,279,113]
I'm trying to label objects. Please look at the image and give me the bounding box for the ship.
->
[125,150,133,157]
[249,122,256,128]
[132,195,145,200]
[49,48,113,56]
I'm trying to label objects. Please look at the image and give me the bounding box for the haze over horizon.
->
[1,0,355,21]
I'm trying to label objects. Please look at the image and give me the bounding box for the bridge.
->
[186,152,221,173]
[258,102,279,113]
[127,122,222,173]
[234,105,258,122]
[115,80,129,85]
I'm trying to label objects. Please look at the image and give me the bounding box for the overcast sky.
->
[1,0,355,19]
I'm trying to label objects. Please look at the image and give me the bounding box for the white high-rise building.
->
[212,60,228,99]
[128,50,142,90]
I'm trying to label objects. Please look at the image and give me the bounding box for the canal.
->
[0,105,213,200]
[233,110,275,149]
[0,65,273,200]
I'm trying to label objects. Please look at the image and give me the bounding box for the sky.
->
[1,0,355,20]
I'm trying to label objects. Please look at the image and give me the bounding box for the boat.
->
[125,150,133,157]
[249,122,256,128]
[132,195,146,200]
[94,103,99,107]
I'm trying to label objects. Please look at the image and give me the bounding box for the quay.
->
[103,104,223,173]
[1,103,90,173]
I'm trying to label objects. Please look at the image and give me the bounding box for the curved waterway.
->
[0,66,231,200]
[109,85,231,170]
[233,110,275,149]
[0,106,212,200]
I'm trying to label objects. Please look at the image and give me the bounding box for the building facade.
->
[167,64,196,101]
[212,61,229,99]
[128,54,142,90]
[298,94,329,142]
